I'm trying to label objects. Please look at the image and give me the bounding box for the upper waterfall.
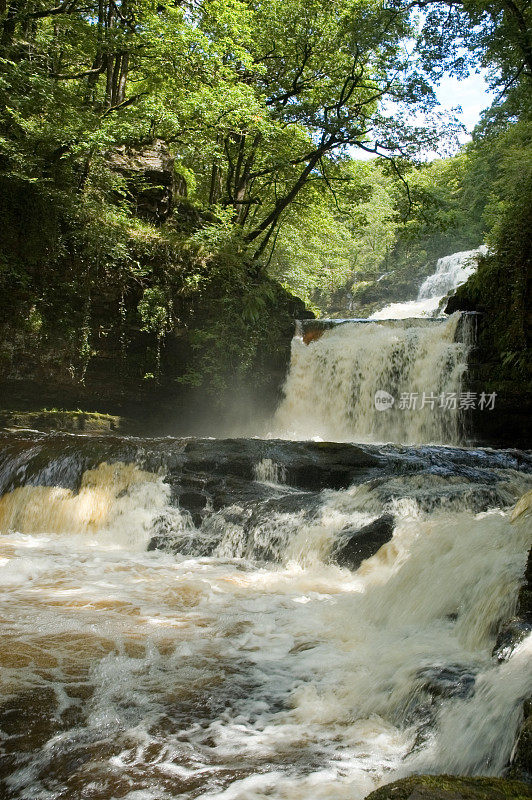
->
[370,246,487,320]
[271,247,489,445]
[273,313,474,445]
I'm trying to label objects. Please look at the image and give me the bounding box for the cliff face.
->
[0,278,307,435]
[445,198,531,448]
[0,148,311,434]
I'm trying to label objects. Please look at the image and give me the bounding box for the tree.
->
[190,0,459,260]
[404,0,532,101]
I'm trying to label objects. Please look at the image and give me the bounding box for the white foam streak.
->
[254,459,287,485]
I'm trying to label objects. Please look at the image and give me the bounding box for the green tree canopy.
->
[1,0,462,262]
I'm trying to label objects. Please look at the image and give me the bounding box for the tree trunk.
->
[1,0,19,53]
[117,51,128,104]
[209,162,223,204]
[85,0,106,102]
[245,143,332,258]
[110,52,122,106]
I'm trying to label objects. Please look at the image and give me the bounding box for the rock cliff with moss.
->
[0,146,310,434]
[445,179,531,446]
[366,775,532,800]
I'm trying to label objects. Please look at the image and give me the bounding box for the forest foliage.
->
[0,0,530,400]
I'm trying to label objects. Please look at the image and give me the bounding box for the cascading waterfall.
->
[272,247,490,446]
[370,246,487,320]
[0,433,531,800]
[273,312,473,445]
[0,244,525,798]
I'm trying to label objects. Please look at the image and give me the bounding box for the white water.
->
[254,458,288,485]
[0,456,531,800]
[0,233,527,800]
[370,247,487,320]
[273,313,472,444]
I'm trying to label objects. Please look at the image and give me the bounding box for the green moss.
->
[366,775,532,800]
[0,409,123,433]
[446,169,531,397]
[0,174,308,423]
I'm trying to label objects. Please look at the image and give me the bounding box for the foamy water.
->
[0,449,530,800]
[273,314,471,444]
[370,247,487,321]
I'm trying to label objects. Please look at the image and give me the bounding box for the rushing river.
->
[0,433,531,800]
[1,250,531,798]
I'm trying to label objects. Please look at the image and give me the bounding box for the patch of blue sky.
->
[437,70,496,137]
[352,70,496,161]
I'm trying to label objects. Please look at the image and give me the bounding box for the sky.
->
[436,70,496,138]
[354,70,496,160]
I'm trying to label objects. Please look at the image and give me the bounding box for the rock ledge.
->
[366,775,532,800]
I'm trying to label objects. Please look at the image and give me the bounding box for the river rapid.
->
[0,433,531,800]
[1,248,531,799]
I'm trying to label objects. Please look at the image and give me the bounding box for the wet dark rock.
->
[177,490,209,526]
[1,432,530,508]
[333,513,395,570]
[180,438,384,491]
[247,491,321,523]
[401,664,477,743]
[365,775,532,800]
[508,698,532,783]
[209,475,285,510]
[376,484,511,514]
[495,619,532,663]
[146,537,160,552]
[0,432,135,494]
[149,486,321,561]
[416,664,476,700]
[286,442,383,490]
[495,548,532,662]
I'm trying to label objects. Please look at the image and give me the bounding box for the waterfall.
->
[273,313,474,445]
[370,246,487,320]
[0,433,530,800]
[271,247,489,445]
[0,462,176,548]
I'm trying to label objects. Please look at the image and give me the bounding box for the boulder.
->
[365,775,532,800]
[334,513,395,570]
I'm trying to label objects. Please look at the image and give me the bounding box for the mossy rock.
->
[0,410,124,434]
[509,699,532,783]
[365,775,532,800]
